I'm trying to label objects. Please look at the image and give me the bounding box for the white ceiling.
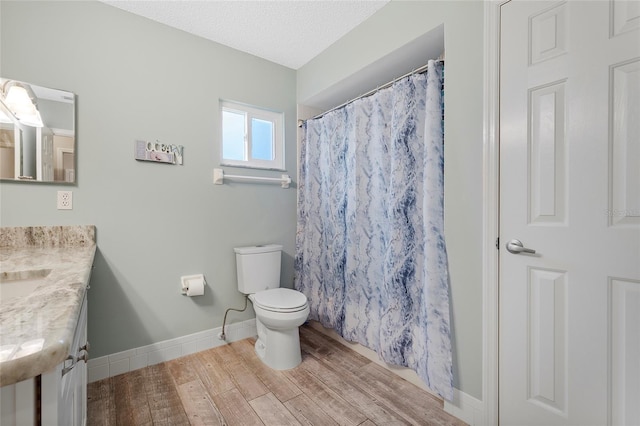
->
[103,0,390,70]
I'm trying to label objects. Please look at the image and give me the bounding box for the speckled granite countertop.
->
[0,226,96,386]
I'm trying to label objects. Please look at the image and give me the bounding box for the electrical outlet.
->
[57,191,73,210]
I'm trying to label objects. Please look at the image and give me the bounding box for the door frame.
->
[482,1,509,425]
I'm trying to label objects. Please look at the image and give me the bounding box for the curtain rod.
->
[299,58,444,126]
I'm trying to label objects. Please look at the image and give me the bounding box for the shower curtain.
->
[295,60,452,400]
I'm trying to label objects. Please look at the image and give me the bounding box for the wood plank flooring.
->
[87,324,466,426]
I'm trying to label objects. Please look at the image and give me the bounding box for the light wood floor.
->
[87,324,465,426]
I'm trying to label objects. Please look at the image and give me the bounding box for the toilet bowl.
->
[234,245,309,370]
[250,288,310,370]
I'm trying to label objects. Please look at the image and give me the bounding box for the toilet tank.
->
[234,244,282,294]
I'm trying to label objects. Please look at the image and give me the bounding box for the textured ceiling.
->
[103,1,390,70]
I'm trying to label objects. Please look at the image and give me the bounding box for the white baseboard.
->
[308,320,484,425]
[88,319,257,383]
[444,388,484,426]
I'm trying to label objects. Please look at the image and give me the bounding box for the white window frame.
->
[220,100,285,170]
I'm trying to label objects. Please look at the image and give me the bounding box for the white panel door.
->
[500,1,640,425]
[37,127,54,181]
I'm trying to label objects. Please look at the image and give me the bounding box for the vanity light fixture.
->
[0,80,43,128]
[0,102,13,124]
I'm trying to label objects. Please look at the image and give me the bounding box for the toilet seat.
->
[252,288,307,313]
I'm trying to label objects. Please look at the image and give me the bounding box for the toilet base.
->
[254,319,302,370]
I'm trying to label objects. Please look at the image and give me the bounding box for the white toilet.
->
[234,244,309,370]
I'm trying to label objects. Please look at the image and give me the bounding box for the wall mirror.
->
[0,78,76,183]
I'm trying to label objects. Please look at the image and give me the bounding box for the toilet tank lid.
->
[234,244,283,255]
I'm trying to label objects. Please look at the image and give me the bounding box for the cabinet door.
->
[0,379,36,425]
[42,293,88,426]
[73,295,88,425]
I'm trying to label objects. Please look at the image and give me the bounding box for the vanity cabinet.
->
[41,292,88,426]
[0,294,88,426]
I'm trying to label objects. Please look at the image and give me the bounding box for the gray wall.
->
[298,1,484,399]
[38,99,74,131]
[0,1,297,358]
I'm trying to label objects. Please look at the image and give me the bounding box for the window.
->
[220,100,284,170]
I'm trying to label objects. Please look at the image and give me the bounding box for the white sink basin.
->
[0,269,52,299]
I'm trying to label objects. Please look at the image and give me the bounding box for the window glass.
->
[222,110,245,161]
[251,118,274,161]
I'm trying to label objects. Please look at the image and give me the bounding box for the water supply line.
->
[218,295,250,341]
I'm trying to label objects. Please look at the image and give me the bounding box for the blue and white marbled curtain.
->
[295,60,452,400]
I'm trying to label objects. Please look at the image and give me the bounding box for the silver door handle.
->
[506,239,536,254]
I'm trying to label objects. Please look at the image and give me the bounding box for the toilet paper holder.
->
[181,274,206,296]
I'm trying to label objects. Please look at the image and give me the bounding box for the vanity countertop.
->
[0,226,95,387]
